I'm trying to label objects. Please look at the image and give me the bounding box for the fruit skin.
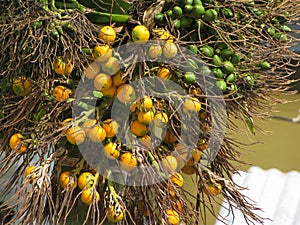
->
[222,61,235,74]
[112,71,124,87]
[94,73,113,91]
[148,44,162,59]
[216,80,227,92]
[65,126,86,145]
[138,111,154,125]
[163,42,178,58]
[101,85,117,96]
[130,120,148,137]
[81,188,100,205]
[173,6,183,19]
[82,119,97,135]
[53,57,66,75]
[259,61,271,70]
[183,72,196,84]
[192,4,205,19]
[166,209,180,225]
[157,67,173,80]
[92,45,112,62]
[107,205,124,222]
[170,172,184,187]
[186,149,202,166]
[204,9,218,22]
[120,152,138,171]
[9,133,27,153]
[101,56,120,75]
[64,59,73,76]
[88,125,107,142]
[162,155,178,172]
[53,85,70,102]
[116,84,136,104]
[132,25,150,43]
[25,166,36,182]
[77,172,95,189]
[102,119,119,137]
[203,181,222,197]
[59,171,77,189]
[84,63,101,79]
[200,45,214,58]
[104,142,120,160]
[183,97,201,113]
[12,76,32,96]
[153,112,168,128]
[138,95,153,111]
[98,26,116,43]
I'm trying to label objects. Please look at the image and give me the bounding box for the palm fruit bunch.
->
[0,0,299,224]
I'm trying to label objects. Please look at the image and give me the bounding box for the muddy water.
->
[186,94,300,225]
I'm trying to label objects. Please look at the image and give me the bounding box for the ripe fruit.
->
[138,95,153,111]
[98,26,116,43]
[53,57,66,75]
[130,120,148,137]
[102,119,119,137]
[77,172,95,189]
[163,42,178,58]
[120,152,138,171]
[173,199,183,212]
[53,85,70,102]
[116,84,136,104]
[82,119,97,135]
[59,171,77,189]
[92,45,112,62]
[157,67,173,80]
[166,209,180,225]
[81,188,100,205]
[170,172,184,187]
[65,126,86,145]
[102,56,120,75]
[9,133,27,153]
[88,125,107,142]
[84,63,101,79]
[132,25,150,43]
[94,73,113,91]
[112,71,124,87]
[153,112,168,127]
[25,166,36,183]
[104,142,120,160]
[186,149,202,166]
[203,181,222,197]
[107,205,124,222]
[101,85,116,96]
[162,155,178,172]
[64,59,73,76]
[12,76,32,96]
[137,111,154,124]
[148,44,162,59]
[183,97,201,113]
